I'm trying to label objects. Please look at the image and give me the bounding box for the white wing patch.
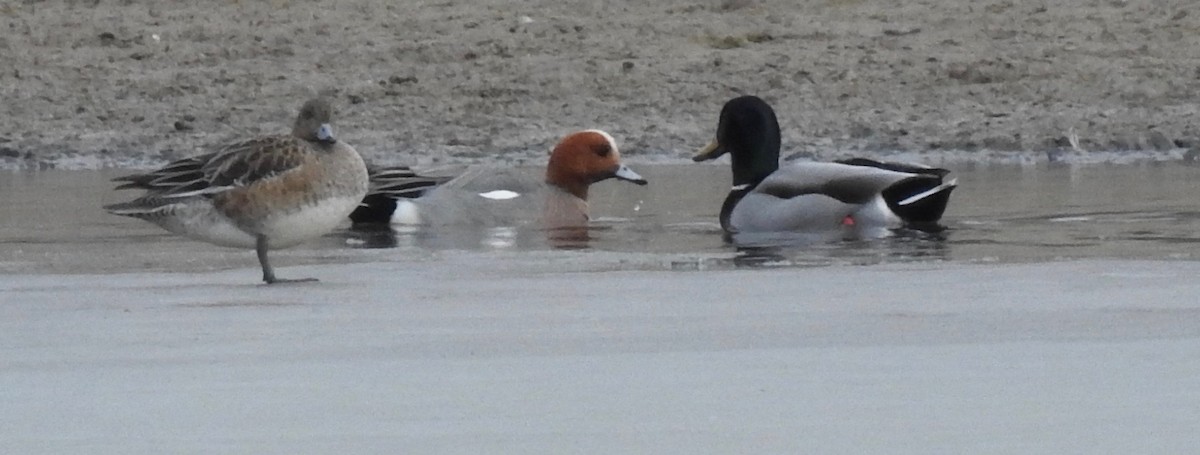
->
[478,190,521,200]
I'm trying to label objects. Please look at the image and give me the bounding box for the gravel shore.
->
[1,0,1198,170]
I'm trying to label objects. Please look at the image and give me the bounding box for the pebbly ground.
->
[1,0,1198,170]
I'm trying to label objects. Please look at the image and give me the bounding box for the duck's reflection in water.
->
[726,227,953,268]
[340,221,952,270]
[342,222,601,252]
[544,225,593,250]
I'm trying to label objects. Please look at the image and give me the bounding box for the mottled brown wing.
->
[201,136,311,189]
[111,153,215,195]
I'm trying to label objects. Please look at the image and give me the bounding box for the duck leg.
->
[257,235,317,284]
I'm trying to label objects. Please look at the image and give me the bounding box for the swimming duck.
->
[104,97,369,284]
[693,95,956,237]
[348,165,454,225]
[386,129,647,229]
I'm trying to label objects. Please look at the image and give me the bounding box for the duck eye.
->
[593,144,611,157]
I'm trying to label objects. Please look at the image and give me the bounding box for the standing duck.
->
[693,95,956,238]
[105,97,369,284]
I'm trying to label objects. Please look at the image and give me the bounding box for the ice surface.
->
[3,256,1199,453]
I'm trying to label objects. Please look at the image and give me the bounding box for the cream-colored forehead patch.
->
[582,129,619,154]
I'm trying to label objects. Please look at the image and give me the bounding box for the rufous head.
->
[545,129,648,200]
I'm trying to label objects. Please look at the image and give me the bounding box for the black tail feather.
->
[837,157,956,228]
[348,166,454,225]
[349,194,402,224]
[881,178,956,227]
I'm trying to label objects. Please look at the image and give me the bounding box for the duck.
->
[104,97,369,284]
[347,165,455,225]
[382,129,647,230]
[692,95,957,238]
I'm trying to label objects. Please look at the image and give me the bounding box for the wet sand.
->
[3,255,1200,453]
